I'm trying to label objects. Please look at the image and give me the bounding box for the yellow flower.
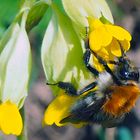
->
[88,17,132,71]
[92,48,115,72]
[0,101,22,135]
[44,92,78,126]
[0,11,31,135]
[44,87,98,127]
[44,92,87,128]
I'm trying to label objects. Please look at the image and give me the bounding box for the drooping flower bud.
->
[0,10,31,135]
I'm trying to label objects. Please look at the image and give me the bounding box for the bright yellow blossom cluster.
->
[88,17,131,71]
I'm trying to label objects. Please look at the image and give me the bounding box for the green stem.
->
[17,106,28,140]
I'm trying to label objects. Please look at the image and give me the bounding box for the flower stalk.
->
[17,107,28,140]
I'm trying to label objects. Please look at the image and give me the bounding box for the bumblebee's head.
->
[117,57,139,82]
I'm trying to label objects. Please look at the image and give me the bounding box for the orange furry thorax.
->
[102,84,140,116]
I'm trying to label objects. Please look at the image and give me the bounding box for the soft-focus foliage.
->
[0,0,19,38]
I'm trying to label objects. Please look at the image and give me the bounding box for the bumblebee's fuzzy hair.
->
[102,84,140,116]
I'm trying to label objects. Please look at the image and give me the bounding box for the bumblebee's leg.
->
[91,51,122,85]
[84,48,99,76]
[47,81,97,96]
[47,82,77,96]
[83,39,99,76]
[78,81,97,95]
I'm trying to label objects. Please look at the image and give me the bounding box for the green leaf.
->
[0,0,19,23]
[26,1,49,32]
[0,0,19,38]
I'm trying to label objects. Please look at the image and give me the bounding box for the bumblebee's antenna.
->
[84,27,89,49]
[85,27,89,38]
[118,41,126,57]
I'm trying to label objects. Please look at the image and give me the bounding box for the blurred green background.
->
[0,0,140,140]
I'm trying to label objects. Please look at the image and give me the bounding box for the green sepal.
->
[26,1,49,32]
[100,14,112,24]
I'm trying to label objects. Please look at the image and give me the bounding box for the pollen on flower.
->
[0,101,23,135]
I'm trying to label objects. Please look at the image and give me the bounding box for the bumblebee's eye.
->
[118,57,139,82]
[119,68,139,82]
[119,69,129,80]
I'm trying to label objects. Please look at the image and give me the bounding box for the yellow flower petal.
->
[89,27,112,51]
[44,93,78,126]
[93,56,104,72]
[98,48,109,59]
[92,48,115,72]
[108,54,115,70]
[0,101,22,135]
[89,31,101,51]
[88,18,103,31]
[110,39,122,57]
[105,25,132,41]
[120,40,130,51]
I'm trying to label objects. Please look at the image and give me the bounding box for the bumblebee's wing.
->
[60,91,105,124]
[101,115,125,128]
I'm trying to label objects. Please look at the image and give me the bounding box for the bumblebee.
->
[47,42,140,128]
